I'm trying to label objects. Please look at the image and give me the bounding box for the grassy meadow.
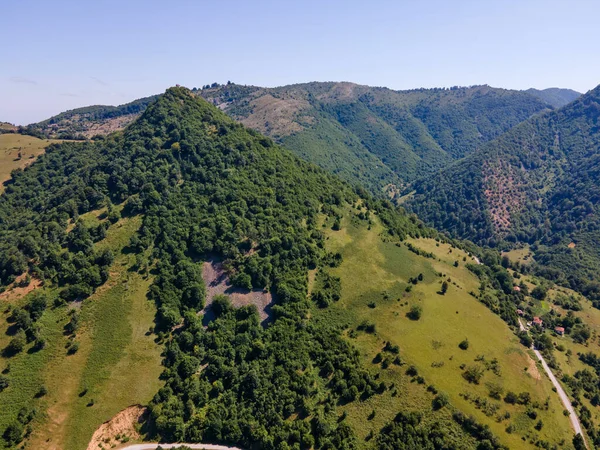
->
[0,209,163,450]
[315,206,576,448]
[0,134,60,193]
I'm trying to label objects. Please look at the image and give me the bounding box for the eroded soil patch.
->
[202,259,274,324]
[86,405,147,450]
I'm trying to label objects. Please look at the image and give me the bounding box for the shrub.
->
[0,375,8,392]
[463,365,484,384]
[407,305,422,320]
[433,392,450,410]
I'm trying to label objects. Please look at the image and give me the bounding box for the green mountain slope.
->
[525,88,581,108]
[200,82,552,192]
[0,87,579,449]
[408,83,600,302]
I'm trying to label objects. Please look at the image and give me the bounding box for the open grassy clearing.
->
[502,246,534,266]
[0,134,61,193]
[315,207,575,448]
[0,212,162,450]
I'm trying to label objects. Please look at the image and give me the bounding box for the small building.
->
[514,286,521,292]
[555,326,565,336]
[533,317,543,327]
[517,309,524,316]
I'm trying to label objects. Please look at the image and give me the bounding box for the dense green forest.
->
[408,84,600,303]
[1,87,511,449]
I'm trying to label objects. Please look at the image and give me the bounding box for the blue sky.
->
[2,0,599,124]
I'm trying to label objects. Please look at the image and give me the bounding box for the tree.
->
[459,339,469,350]
[0,375,8,392]
[463,365,484,384]
[531,284,548,300]
[518,331,532,348]
[441,281,449,295]
[573,433,586,450]
[5,331,26,356]
[407,305,422,320]
[3,421,23,445]
[332,217,341,231]
[432,392,449,410]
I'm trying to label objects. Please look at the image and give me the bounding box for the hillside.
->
[199,82,553,192]
[27,95,159,139]
[31,82,553,195]
[525,88,582,108]
[0,87,584,449]
[408,83,600,303]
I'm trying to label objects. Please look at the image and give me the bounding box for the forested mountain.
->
[30,82,554,195]
[408,83,600,302]
[1,87,583,450]
[525,88,582,108]
[198,82,553,192]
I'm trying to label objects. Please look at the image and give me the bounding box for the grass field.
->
[315,208,575,448]
[502,245,534,266]
[0,134,61,193]
[0,210,163,450]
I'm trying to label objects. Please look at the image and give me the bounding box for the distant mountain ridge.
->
[198,82,554,191]
[28,95,159,138]
[30,82,560,194]
[525,87,581,108]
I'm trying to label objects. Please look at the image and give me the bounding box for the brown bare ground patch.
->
[81,114,139,138]
[0,274,41,302]
[482,160,530,234]
[86,405,146,450]
[527,355,542,380]
[202,259,274,324]
[239,94,309,137]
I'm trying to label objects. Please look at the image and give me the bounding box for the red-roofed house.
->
[555,327,565,336]
[533,317,543,327]
[514,286,521,292]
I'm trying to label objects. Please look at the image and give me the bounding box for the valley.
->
[0,84,596,450]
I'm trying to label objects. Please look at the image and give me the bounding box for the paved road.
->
[120,444,242,450]
[518,319,587,447]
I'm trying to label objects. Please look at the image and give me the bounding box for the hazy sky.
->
[2,0,599,125]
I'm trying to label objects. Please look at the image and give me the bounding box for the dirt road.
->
[518,319,587,447]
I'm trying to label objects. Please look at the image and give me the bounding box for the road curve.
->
[120,444,243,450]
[518,319,587,447]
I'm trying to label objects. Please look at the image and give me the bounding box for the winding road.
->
[518,319,587,447]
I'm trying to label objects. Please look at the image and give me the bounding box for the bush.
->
[358,320,376,333]
[5,331,26,356]
[463,365,484,384]
[0,375,8,392]
[459,339,469,350]
[407,305,422,320]
[504,391,517,404]
[36,385,48,397]
[67,341,80,355]
[3,421,23,445]
[432,392,450,410]
[441,281,449,294]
